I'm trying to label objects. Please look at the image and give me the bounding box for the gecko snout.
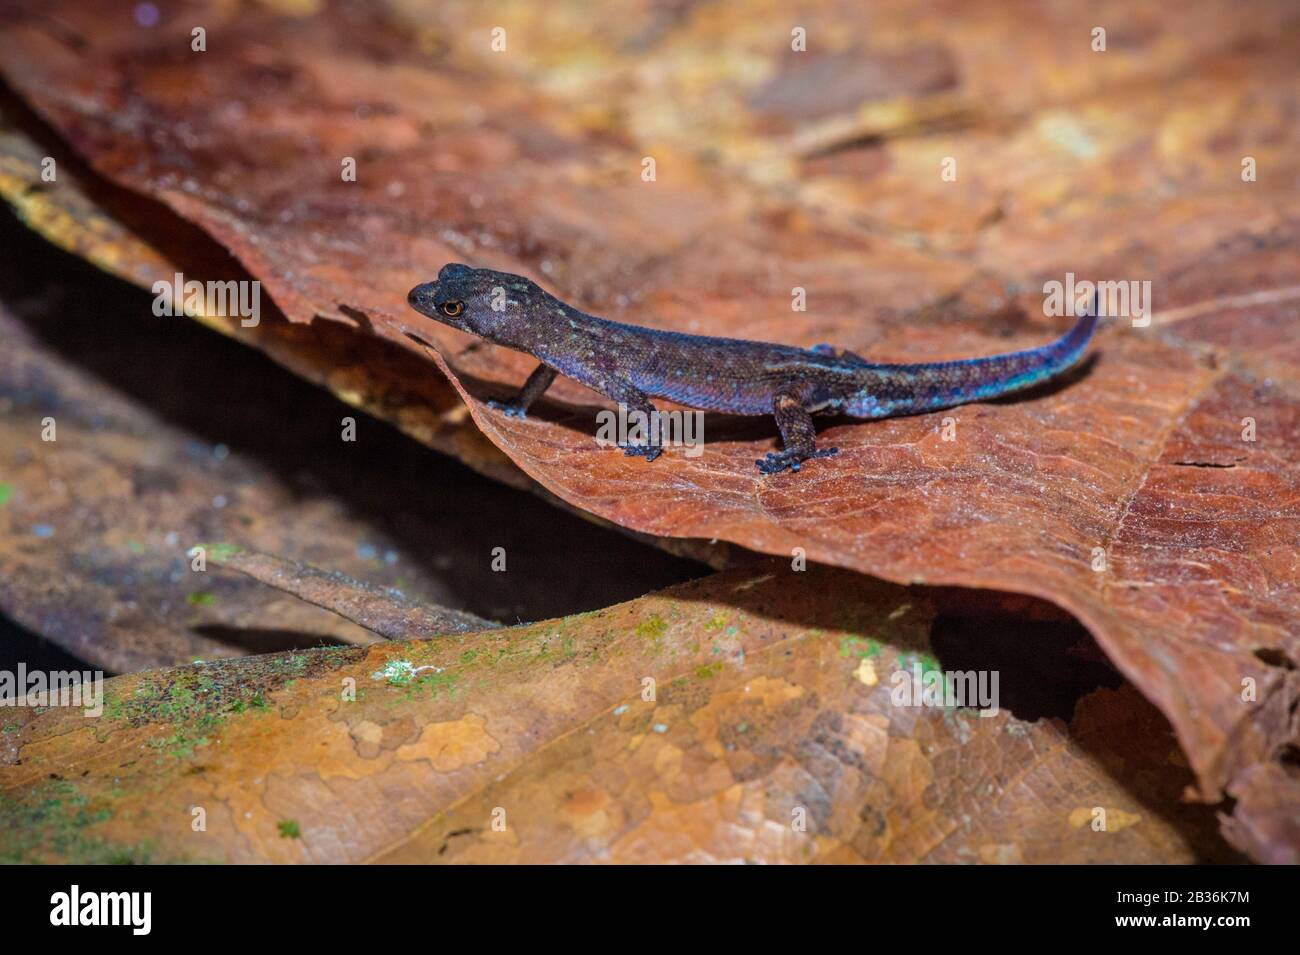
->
[407,282,436,312]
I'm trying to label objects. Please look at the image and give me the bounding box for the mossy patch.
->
[896,650,943,676]
[636,614,668,653]
[0,778,156,864]
[193,542,244,563]
[103,646,364,759]
[838,635,883,659]
[533,628,578,662]
[411,671,459,699]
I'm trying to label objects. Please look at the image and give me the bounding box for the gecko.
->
[407,264,1098,475]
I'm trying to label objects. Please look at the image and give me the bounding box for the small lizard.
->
[408,264,1098,474]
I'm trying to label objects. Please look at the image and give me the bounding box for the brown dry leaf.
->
[0,1,1295,855]
[0,564,1236,863]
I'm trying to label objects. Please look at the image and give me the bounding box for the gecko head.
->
[407,263,547,345]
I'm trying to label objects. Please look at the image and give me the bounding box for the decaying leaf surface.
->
[0,1,1296,856]
[0,564,1237,863]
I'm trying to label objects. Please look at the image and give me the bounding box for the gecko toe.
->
[755,452,794,475]
[621,444,662,462]
[487,399,527,419]
[755,447,837,475]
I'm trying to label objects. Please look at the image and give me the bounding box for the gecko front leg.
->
[756,387,839,475]
[601,378,663,462]
[487,363,557,418]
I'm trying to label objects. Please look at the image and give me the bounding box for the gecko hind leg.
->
[487,363,556,418]
[756,389,838,475]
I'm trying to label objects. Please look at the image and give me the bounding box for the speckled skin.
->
[408,264,1097,474]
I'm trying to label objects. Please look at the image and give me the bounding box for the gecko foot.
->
[486,399,528,419]
[621,443,663,462]
[755,447,838,475]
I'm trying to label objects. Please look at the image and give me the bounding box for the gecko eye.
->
[440,301,464,317]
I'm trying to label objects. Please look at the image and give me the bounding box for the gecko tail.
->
[845,293,1099,419]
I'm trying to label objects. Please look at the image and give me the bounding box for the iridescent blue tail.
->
[845,295,1098,419]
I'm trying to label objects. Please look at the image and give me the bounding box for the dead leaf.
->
[0,564,1237,863]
